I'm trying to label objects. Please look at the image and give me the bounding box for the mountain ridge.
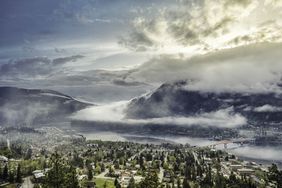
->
[126,81,282,127]
[0,86,92,126]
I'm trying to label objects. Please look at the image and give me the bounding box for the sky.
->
[1,0,282,101]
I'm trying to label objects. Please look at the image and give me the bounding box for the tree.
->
[88,168,93,180]
[2,164,8,180]
[127,177,135,188]
[119,157,125,165]
[103,180,108,188]
[184,164,191,179]
[71,152,84,168]
[114,160,120,169]
[139,172,159,188]
[228,172,238,186]
[139,156,144,169]
[34,184,41,188]
[114,177,119,186]
[116,182,121,188]
[109,166,115,177]
[43,152,66,188]
[214,172,226,188]
[201,165,213,188]
[268,163,282,187]
[8,170,14,183]
[101,163,106,172]
[65,165,79,188]
[95,165,101,175]
[16,164,22,183]
[176,177,181,188]
[25,148,32,160]
[182,178,191,188]
[166,183,171,188]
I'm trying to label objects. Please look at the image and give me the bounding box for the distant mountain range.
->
[0,87,91,126]
[126,81,282,127]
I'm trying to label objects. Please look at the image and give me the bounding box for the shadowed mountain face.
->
[126,81,282,127]
[0,87,91,126]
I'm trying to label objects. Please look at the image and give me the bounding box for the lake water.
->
[82,131,282,168]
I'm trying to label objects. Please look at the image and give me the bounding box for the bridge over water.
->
[208,138,255,149]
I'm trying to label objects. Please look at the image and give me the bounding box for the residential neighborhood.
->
[0,127,280,188]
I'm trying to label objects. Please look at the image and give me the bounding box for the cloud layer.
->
[125,42,282,93]
[253,105,282,112]
[72,101,246,128]
[0,55,84,79]
[120,0,282,52]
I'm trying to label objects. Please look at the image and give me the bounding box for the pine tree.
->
[214,172,226,188]
[114,177,119,186]
[8,170,14,183]
[182,178,191,188]
[104,181,108,188]
[88,167,93,180]
[116,182,121,188]
[65,165,79,188]
[16,164,22,183]
[176,177,181,188]
[166,183,171,188]
[44,152,66,188]
[127,177,135,188]
[3,164,8,180]
[25,148,32,160]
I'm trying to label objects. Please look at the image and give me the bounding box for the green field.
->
[95,178,115,188]
[1,184,17,188]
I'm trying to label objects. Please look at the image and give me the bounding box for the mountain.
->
[126,81,282,127]
[0,87,92,126]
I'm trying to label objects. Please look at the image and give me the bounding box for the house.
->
[32,170,43,175]
[78,175,87,181]
[237,168,255,175]
[230,164,243,171]
[33,172,45,183]
[0,156,8,163]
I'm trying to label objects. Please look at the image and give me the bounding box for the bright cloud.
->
[120,0,282,53]
[72,101,246,128]
[253,105,282,112]
[125,42,282,93]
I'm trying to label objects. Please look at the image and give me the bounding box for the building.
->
[0,156,8,163]
[237,168,255,175]
[230,164,243,171]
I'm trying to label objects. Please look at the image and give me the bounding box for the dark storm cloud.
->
[118,31,155,51]
[0,55,84,78]
[112,79,145,86]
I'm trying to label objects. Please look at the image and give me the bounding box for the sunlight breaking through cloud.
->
[120,0,282,53]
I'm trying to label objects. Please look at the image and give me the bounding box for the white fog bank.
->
[72,101,246,128]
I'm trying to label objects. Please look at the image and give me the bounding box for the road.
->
[22,177,34,188]
[221,163,231,176]
[192,151,200,164]
[158,167,164,182]
[128,148,146,161]
[94,169,114,180]
[158,151,167,182]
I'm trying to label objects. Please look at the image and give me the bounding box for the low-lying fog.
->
[72,101,246,128]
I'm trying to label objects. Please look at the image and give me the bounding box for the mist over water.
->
[82,131,282,165]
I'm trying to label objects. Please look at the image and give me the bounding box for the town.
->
[0,127,281,188]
